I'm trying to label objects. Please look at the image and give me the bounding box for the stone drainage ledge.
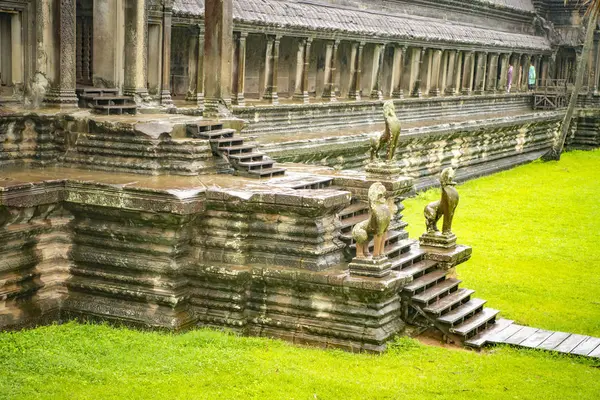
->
[233,93,534,112]
[207,188,352,215]
[0,178,207,215]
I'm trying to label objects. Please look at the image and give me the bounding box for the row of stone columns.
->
[226,34,547,106]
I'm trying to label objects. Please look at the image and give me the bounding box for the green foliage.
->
[1,151,599,399]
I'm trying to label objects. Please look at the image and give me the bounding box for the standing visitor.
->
[507,63,514,93]
[528,64,536,91]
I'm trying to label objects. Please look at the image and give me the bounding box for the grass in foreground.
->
[0,150,599,400]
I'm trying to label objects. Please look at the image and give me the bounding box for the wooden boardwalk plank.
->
[554,334,588,354]
[488,324,524,343]
[465,319,514,348]
[589,344,600,358]
[537,332,571,351]
[520,329,553,348]
[505,326,539,345]
[571,337,600,356]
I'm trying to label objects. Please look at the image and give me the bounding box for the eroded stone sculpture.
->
[370,100,402,162]
[352,182,395,258]
[420,167,459,248]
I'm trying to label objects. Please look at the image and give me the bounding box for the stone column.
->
[474,51,487,94]
[594,41,600,94]
[93,0,119,88]
[83,19,92,83]
[461,51,475,95]
[445,50,457,95]
[370,43,385,100]
[293,37,311,103]
[391,45,405,99]
[76,18,82,82]
[232,32,247,105]
[429,49,443,96]
[160,5,173,106]
[204,0,233,114]
[438,51,449,96]
[263,35,280,104]
[10,12,23,87]
[486,53,499,94]
[540,56,549,88]
[323,39,340,101]
[349,41,364,100]
[45,0,78,106]
[186,31,198,102]
[412,47,425,97]
[417,48,432,97]
[123,0,149,102]
[497,53,509,92]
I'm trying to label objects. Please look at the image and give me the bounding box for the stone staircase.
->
[337,200,502,347]
[76,87,137,115]
[187,123,286,178]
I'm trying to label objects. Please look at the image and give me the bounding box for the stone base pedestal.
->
[293,92,310,104]
[421,244,472,270]
[370,90,383,100]
[348,91,361,101]
[43,88,79,108]
[365,161,403,179]
[349,255,392,278]
[419,231,457,249]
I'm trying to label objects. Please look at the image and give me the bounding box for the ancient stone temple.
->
[0,0,599,351]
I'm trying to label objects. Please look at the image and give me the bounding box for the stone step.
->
[450,308,500,338]
[80,95,132,102]
[338,202,369,220]
[400,259,438,279]
[391,246,426,270]
[464,318,514,348]
[246,167,287,178]
[339,213,369,232]
[423,288,475,316]
[228,152,266,162]
[220,144,257,154]
[238,159,275,171]
[211,137,245,147]
[411,278,462,305]
[77,87,118,95]
[287,176,334,190]
[437,298,487,326]
[403,269,447,295]
[92,104,137,115]
[187,126,234,139]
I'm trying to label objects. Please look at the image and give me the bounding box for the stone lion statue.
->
[352,182,397,259]
[370,100,401,162]
[424,168,459,235]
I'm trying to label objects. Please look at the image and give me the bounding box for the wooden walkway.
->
[466,319,600,358]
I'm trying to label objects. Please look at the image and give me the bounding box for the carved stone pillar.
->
[445,50,457,95]
[594,40,600,94]
[349,41,364,100]
[497,53,509,92]
[461,51,474,95]
[160,5,173,106]
[186,31,199,102]
[263,35,280,104]
[123,0,149,103]
[76,18,82,82]
[474,52,487,94]
[417,48,432,97]
[391,45,405,99]
[412,47,426,97]
[204,0,233,114]
[293,37,311,103]
[45,0,78,106]
[323,39,340,101]
[370,43,385,100]
[540,55,549,88]
[486,53,499,94]
[232,32,247,105]
[195,28,205,106]
[10,12,23,86]
[429,49,443,96]
[438,51,449,96]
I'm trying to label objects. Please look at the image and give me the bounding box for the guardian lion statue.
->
[424,168,459,235]
[352,182,397,259]
[370,100,402,162]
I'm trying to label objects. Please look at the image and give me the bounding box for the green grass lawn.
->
[1,150,600,400]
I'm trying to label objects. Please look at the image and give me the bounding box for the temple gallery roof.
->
[173,0,549,51]
[480,0,535,12]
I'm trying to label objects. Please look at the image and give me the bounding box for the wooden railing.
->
[534,79,568,110]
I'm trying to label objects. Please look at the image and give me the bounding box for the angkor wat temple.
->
[0,0,598,351]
